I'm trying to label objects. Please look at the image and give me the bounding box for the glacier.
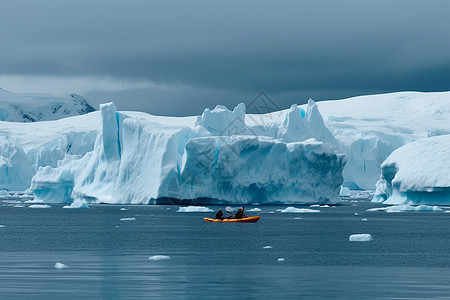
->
[372,134,450,205]
[31,101,345,204]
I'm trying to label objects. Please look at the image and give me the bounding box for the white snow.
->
[177,206,213,213]
[28,204,50,208]
[54,262,69,269]
[280,207,321,213]
[349,234,373,242]
[148,255,171,261]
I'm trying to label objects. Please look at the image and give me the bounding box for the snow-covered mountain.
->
[0,88,95,122]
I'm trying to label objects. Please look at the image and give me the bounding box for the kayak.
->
[203,216,260,223]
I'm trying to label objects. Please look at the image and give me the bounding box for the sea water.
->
[0,198,450,299]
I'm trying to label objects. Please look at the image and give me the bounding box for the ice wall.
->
[31,102,345,204]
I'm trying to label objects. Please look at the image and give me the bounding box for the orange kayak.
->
[204,216,260,223]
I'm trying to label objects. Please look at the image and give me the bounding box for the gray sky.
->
[1,0,450,116]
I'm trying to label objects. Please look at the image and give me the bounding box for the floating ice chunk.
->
[263,246,272,249]
[354,213,359,215]
[445,211,450,213]
[0,225,5,227]
[29,204,51,208]
[54,262,68,269]
[148,255,171,261]
[320,205,330,208]
[294,217,302,219]
[361,218,368,221]
[368,205,442,213]
[120,208,128,211]
[277,258,285,262]
[280,207,320,213]
[120,217,136,221]
[268,211,275,214]
[13,204,25,208]
[177,206,213,213]
[366,207,388,212]
[349,234,373,242]
[248,208,261,212]
[340,186,351,197]
[25,199,44,203]
[63,200,89,209]
[310,204,320,207]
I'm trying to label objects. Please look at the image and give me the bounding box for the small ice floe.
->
[310,204,320,207]
[263,246,272,249]
[120,208,128,211]
[63,200,89,209]
[148,255,171,261]
[445,211,450,213]
[29,204,51,208]
[349,234,373,242]
[0,225,5,228]
[277,258,285,262]
[320,205,330,208]
[177,206,213,213]
[54,262,69,269]
[361,218,368,221]
[248,208,261,212]
[25,199,44,203]
[276,209,283,212]
[253,203,260,206]
[294,217,302,219]
[13,204,25,208]
[268,211,275,214]
[120,217,136,221]
[354,213,359,216]
[280,207,320,213]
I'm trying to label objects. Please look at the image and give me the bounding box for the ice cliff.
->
[31,101,345,204]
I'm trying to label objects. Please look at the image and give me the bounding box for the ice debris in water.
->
[278,258,285,262]
[63,200,89,209]
[29,204,51,208]
[367,205,442,213]
[248,208,261,212]
[55,263,68,269]
[148,255,171,261]
[120,208,128,211]
[263,246,272,249]
[120,217,136,221]
[0,225,5,228]
[349,234,373,242]
[280,207,320,213]
[361,218,368,221]
[177,206,213,213]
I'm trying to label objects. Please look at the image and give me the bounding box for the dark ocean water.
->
[1,198,450,299]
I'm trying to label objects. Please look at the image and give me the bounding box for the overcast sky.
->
[1,0,450,116]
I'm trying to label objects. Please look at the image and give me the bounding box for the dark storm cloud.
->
[1,0,450,115]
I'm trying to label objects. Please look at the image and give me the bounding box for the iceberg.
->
[373,135,450,205]
[148,255,171,261]
[31,101,345,205]
[280,207,321,213]
[349,234,373,242]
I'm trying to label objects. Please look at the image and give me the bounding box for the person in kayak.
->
[215,209,224,220]
[234,207,247,219]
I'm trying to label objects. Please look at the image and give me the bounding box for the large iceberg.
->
[31,101,345,204]
[373,135,450,205]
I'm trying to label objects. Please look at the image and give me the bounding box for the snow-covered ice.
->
[54,262,69,269]
[177,206,213,213]
[373,135,450,205]
[148,255,171,261]
[349,234,373,242]
[248,208,261,212]
[280,207,321,213]
[28,204,51,208]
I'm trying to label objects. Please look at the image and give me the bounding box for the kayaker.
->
[215,209,224,220]
[234,207,247,219]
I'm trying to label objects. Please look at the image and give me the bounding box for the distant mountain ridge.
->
[0,88,95,122]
